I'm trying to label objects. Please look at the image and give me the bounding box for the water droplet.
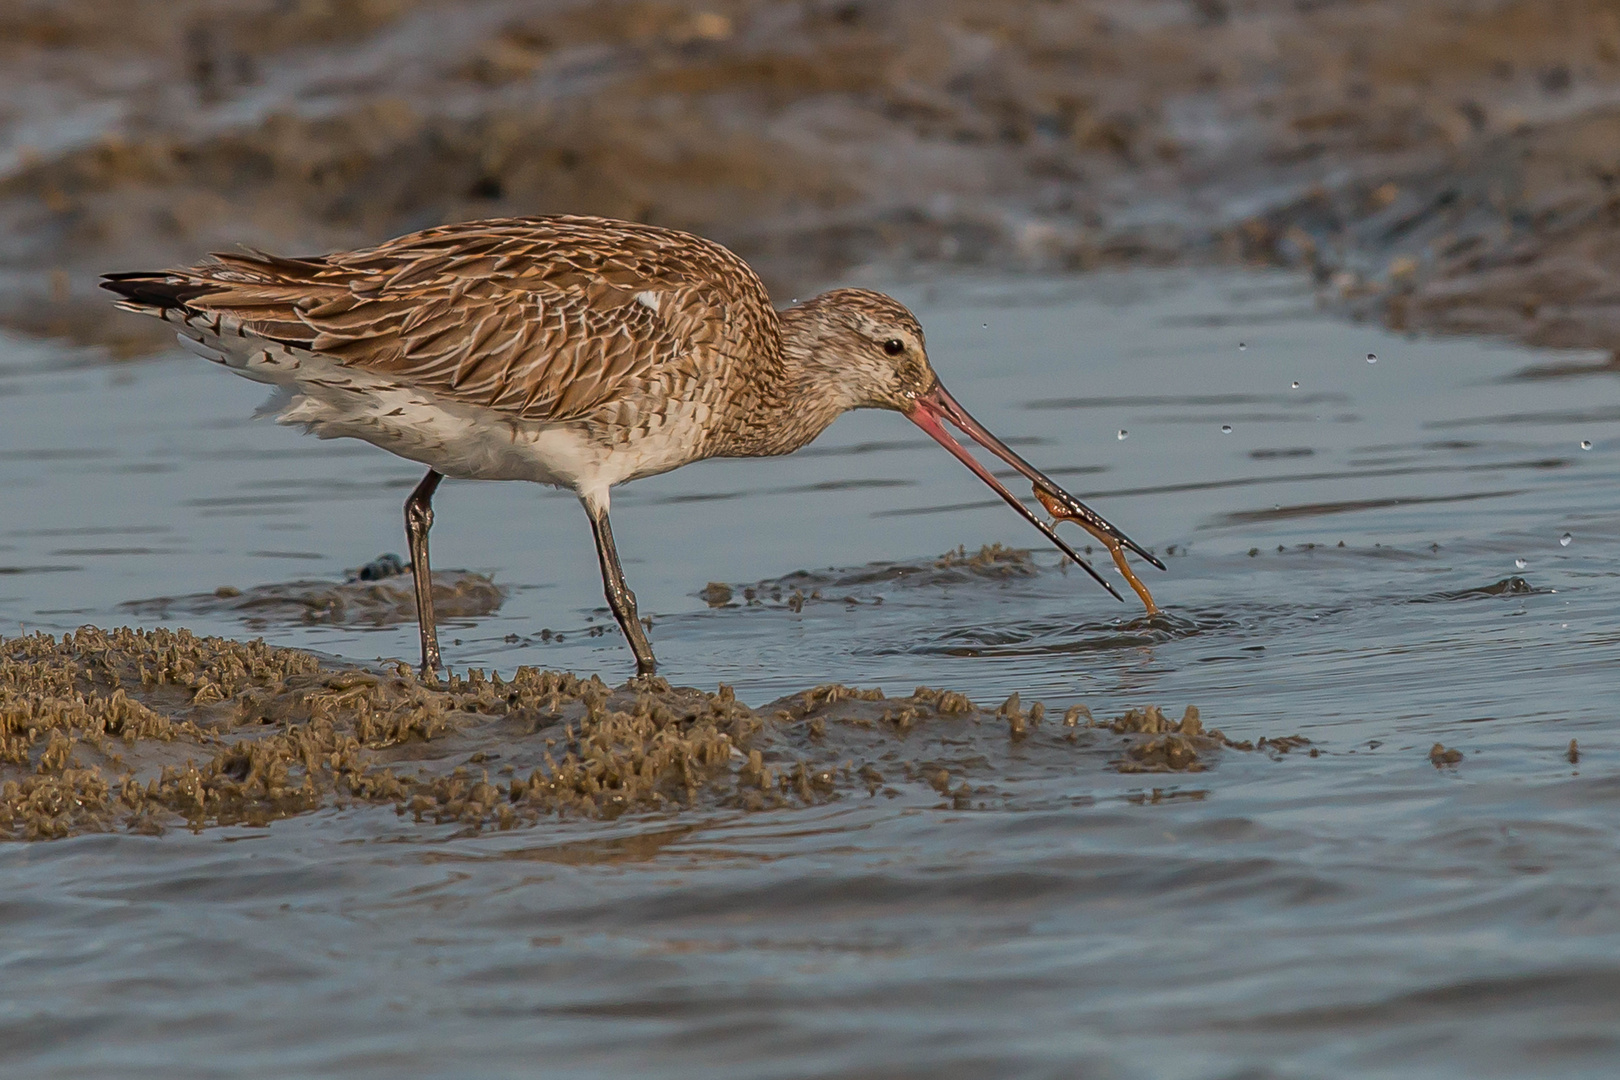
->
[1291,380,1300,389]
[982,322,988,329]
[1581,439,1593,450]
[1515,558,1528,570]
[1561,532,1572,547]
[1238,342,1247,351]
[1366,353,1378,363]
[1117,429,1128,441]
[1221,424,1233,434]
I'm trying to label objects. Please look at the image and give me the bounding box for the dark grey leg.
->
[587,505,657,676]
[404,469,444,678]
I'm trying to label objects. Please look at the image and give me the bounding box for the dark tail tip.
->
[100,271,216,310]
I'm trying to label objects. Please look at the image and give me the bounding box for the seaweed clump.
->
[1075,704,1305,773]
[0,627,761,839]
[0,628,1300,840]
[932,543,1036,578]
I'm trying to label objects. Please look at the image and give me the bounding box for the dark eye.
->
[883,338,905,356]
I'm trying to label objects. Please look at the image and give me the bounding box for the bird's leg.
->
[586,505,657,676]
[404,468,444,679]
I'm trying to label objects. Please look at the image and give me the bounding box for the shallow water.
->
[3,269,1618,1078]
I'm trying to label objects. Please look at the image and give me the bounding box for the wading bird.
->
[103,215,1161,677]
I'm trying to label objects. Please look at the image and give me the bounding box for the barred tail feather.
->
[99,271,223,312]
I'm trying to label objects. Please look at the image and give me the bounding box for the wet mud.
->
[0,625,1257,841]
[121,566,505,628]
[703,542,1037,610]
[7,1,1620,360]
[1429,742,1465,768]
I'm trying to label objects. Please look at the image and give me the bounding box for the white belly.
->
[164,309,697,509]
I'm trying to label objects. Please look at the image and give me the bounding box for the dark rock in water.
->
[350,553,408,582]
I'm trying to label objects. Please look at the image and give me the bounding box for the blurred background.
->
[6,0,1620,357]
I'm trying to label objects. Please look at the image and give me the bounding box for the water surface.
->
[2,270,1617,1078]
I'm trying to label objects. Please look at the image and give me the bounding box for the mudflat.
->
[6,1,1620,360]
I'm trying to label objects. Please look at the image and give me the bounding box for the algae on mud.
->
[0,625,1252,841]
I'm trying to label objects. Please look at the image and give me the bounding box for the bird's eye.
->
[883,338,905,356]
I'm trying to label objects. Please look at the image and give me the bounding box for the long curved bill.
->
[905,382,1165,602]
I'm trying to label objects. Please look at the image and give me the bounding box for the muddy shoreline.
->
[5,1,1620,360]
[2,625,1251,839]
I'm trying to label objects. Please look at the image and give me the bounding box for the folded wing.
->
[105,216,762,422]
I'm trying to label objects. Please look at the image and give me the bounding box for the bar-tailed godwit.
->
[103,215,1161,677]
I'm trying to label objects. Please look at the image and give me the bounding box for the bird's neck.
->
[716,303,857,458]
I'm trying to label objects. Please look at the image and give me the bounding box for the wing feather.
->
[130,215,773,422]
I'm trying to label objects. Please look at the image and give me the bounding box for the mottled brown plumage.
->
[107,216,924,461]
[104,214,1158,679]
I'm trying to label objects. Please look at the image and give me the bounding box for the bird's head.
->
[779,286,1166,603]
[779,288,936,412]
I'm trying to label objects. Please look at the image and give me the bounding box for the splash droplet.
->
[1238,342,1247,351]
[1561,533,1573,547]
[1291,380,1300,389]
[1221,424,1233,434]
[982,322,988,329]
[1366,353,1378,363]
[1117,429,1128,441]
[1581,439,1593,450]
[1515,558,1528,570]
